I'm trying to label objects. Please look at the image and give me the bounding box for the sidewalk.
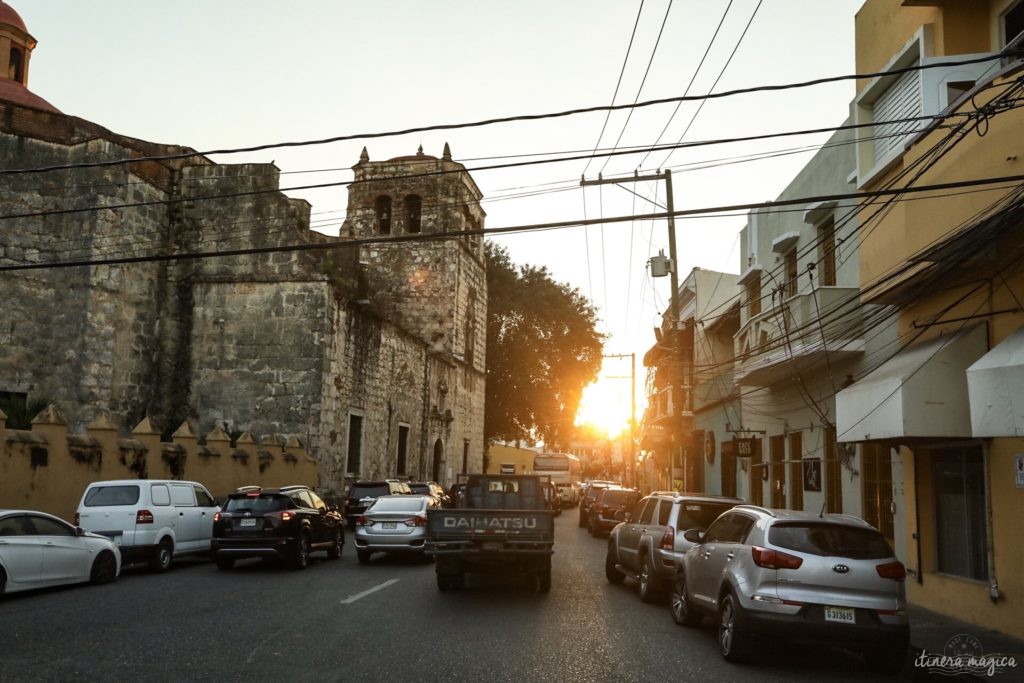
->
[906,604,1024,680]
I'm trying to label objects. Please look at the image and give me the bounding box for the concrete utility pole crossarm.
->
[581,171,682,492]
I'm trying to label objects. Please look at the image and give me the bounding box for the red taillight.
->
[136,509,154,524]
[73,512,80,526]
[751,546,803,570]
[659,526,675,551]
[876,561,906,582]
[280,511,294,522]
[213,512,222,522]
[356,516,370,526]
[405,516,427,527]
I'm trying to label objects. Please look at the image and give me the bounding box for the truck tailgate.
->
[426,509,553,541]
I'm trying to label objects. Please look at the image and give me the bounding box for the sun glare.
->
[574,380,633,439]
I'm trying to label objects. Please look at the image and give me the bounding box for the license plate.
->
[824,606,856,624]
[481,541,502,551]
[382,522,397,529]
[240,519,257,527]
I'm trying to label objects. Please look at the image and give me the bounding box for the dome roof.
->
[0,78,60,113]
[0,2,28,34]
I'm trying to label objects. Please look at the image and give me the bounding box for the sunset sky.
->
[17,0,866,436]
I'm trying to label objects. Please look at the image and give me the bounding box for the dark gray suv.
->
[605,492,743,602]
[672,505,909,674]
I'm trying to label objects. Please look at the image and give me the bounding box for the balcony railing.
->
[734,286,866,386]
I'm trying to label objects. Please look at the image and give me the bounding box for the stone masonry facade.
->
[0,98,486,500]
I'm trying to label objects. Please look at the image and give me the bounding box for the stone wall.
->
[0,406,318,523]
[0,104,486,501]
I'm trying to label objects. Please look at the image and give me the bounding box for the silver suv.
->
[605,492,743,602]
[672,505,909,674]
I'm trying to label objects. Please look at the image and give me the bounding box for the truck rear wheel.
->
[437,571,464,591]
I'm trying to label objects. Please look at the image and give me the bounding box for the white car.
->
[75,479,219,571]
[0,509,120,595]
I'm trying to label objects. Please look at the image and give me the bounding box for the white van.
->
[75,479,219,571]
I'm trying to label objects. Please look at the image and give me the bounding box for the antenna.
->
[819,501,827,518]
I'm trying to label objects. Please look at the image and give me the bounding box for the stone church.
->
[0,2,486,497]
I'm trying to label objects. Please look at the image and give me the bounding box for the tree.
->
[485,242,604,448]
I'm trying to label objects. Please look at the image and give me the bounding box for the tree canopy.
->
[484,242,604,448]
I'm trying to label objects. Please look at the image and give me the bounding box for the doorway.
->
[432,439,444,484]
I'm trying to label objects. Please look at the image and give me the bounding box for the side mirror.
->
[683,528,705,544]
[75,526,86,537]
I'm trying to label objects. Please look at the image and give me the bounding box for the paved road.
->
[0,512,898,682]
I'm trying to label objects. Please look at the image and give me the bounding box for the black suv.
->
[578,481,616,528]
[588,487,639,536]
[211,485,344,570]
[344,480,412,529]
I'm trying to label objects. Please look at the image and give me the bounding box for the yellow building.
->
[836,0,1024,639]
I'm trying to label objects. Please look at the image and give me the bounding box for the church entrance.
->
[432,439,444,484]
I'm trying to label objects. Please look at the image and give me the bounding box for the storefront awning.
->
[968,323,1024,437]
[836,325,987,442]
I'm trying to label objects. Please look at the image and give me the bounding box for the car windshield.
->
[224,494,289,513]
[769,522,894,559]
[585,486,607,501]
[409,484,430,495]
[349,485,389,499]
[84,485,140,507]
[369,497,424,512]
[676,502,735,531]
[599,490,632,506]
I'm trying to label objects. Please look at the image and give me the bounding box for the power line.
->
[0,52,1013,178]
[5,171,1024,274]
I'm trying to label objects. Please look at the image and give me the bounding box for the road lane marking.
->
[340,578,399,604]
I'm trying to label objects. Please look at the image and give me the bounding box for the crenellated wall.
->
[0,405,318,523]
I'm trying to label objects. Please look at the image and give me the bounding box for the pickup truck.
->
[425,474,554,592]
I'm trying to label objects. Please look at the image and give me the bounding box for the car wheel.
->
[588,518,597,537]
[89,550,118,585]
[605,543,625,584]
[0,567,5,595]
[327,530,343,560]
[578,514,586,528]
[671,572,701,626]
[719,592,752,663]
[356,549,371,564]
[864,646,906,675]
[638,555,660,603]
[215,557,235,571]
[537,567,551,593]
[149,538,173,573]
[291,534,310,570]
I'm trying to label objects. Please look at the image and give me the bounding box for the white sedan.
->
[0,509,121,595]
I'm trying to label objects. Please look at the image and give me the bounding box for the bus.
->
[532,452,582,506]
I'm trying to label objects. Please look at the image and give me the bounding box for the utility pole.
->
[582,171,681,492]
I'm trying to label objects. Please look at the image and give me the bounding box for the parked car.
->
[0,509,120,595]
[671,505,909,673]
[555,482,579,507]
[606,492,744,602]
[578,481,616,528]
[344,480,412,529]
[354,494,437,563]
[409,481,451,508]
[211,485,344,570]
[587,486,639,537]
[75,479,218,571]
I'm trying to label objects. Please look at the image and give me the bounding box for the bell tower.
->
[340,143,486,363]
[0,1,60,112]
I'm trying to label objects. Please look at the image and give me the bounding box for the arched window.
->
[374,196,392,234]
[9,48,24,83]
[405,195,421,233]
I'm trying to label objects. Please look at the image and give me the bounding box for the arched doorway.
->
[432,439,444,484]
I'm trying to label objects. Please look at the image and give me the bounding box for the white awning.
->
[836,325,987,442]
[968,323,1024,437]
